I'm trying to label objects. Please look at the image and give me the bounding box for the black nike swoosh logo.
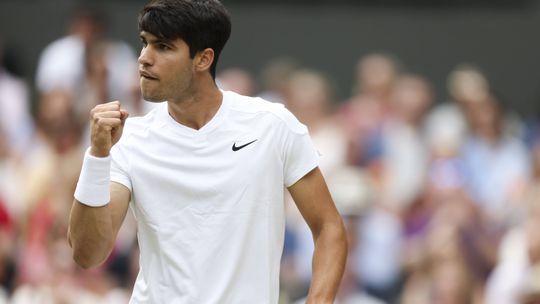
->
[232,139,257,151]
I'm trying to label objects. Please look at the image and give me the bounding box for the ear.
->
[193,48,215,73]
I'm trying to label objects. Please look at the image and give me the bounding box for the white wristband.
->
[74,148,111,207]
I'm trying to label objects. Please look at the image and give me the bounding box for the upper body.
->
[459,93,530,225]
[68,1,347,303]
[36,35,137,98]
[113,90,319,303]
[35,11,139,118]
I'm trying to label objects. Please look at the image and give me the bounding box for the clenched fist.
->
[89,101,129,157]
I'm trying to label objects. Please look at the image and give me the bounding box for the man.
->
[35,6,140,117]
[68,0,347,303]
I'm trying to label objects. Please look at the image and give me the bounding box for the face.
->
[391,77,431,124]
[357,54,396,95]
[138,31,195,102]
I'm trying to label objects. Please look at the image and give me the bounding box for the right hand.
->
[89,101,129,157]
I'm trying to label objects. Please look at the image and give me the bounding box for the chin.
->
[144,97,167,103]
[141,91,166,103]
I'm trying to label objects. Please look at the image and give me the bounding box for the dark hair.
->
[138,0,231,79]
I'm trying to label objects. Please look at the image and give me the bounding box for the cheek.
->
[172,62,193,84]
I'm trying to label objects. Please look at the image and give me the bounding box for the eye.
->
[158,43,170,51]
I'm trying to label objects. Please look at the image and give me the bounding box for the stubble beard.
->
[141,68,194,103]
[142,91,166,103]
[140,81,167,103]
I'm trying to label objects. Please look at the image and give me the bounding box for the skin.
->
[68,31,347,303]
[288,168,348,303]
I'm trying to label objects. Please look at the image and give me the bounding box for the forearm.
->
[305,219,348,303]
[68,201,115,268]
[68,102,130,268]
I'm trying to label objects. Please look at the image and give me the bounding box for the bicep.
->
[110,181,131,236]
[287,167,341,234]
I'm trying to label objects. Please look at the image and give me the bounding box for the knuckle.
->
[90,109,98,119]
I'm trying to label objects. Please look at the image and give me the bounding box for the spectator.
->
[0,43,33,155]
[402,195,496,304]
[258,57,300,103]
[485,141,540,304]
[339,53,400,166]
[378,74,433,211]
[460,93,530,227]
[348,74,432,303]
[35,5,141,119]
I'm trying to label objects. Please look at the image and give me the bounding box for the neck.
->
[167,79,223,130]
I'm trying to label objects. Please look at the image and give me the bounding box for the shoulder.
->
[225,91,308,135]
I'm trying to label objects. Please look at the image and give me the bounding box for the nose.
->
[138,46,153,67]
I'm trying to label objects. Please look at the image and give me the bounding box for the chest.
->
[127,126,283,222]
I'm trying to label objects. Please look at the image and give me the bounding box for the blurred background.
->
[1,0,540,303]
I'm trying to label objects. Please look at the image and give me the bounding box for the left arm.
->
[288,167,348,304]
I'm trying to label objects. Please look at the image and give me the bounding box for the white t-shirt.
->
[110,91,319,303]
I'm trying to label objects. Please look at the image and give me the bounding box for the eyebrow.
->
[139,34,171,45]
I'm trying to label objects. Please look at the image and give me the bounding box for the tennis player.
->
[68,0,347,303]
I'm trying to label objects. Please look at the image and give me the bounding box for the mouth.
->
[139,70,159,80]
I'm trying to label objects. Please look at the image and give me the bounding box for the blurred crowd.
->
[1,6,540,304]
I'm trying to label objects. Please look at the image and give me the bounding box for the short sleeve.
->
[110,137,132,191]
[280,109,320,187]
